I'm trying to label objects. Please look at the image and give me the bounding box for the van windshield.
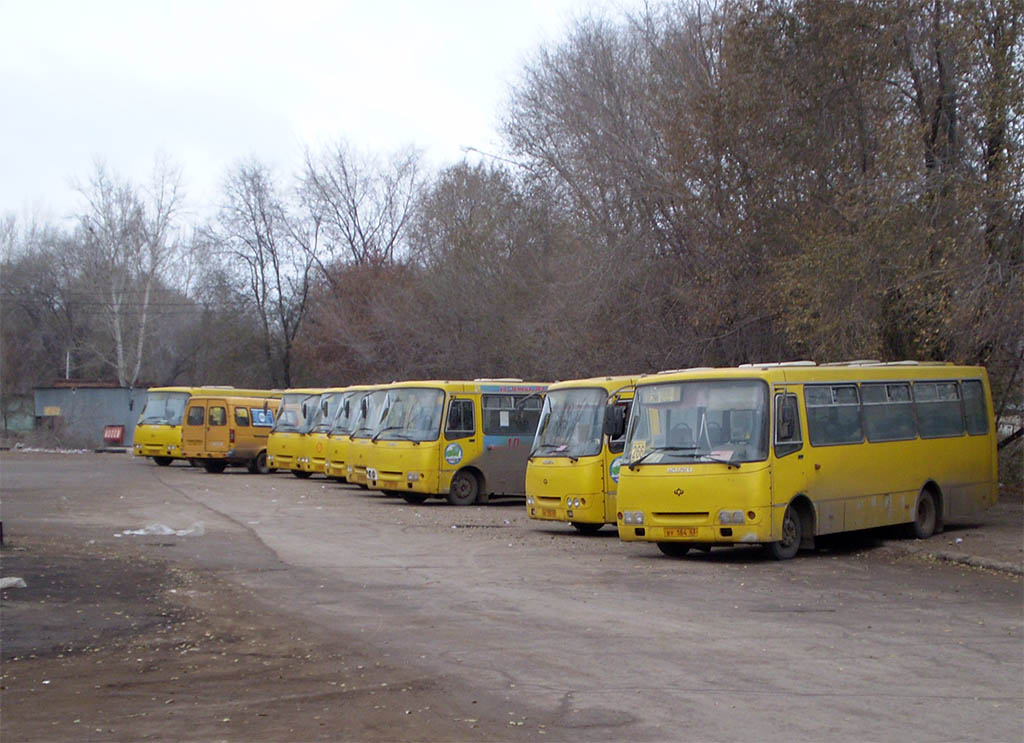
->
[139,392,189,426]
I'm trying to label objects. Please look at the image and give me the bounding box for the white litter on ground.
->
[118,523,205,537]
[0,577,28,589]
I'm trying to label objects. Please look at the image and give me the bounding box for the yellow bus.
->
[180,394,281,473]
[365,380,547,505]
[323,386,377,480]
[305,387,351,476]
[133,386,278,465]
[266,388,324,477]
[615,361,998,559]
[347,386,393,487]
[525,376,636,533]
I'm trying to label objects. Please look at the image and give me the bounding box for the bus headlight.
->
[526,496,534,505]
[407,472,419,482]
[623,511,644,525]
[719,510,745,524]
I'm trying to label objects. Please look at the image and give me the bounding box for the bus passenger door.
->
[769,387,811,538]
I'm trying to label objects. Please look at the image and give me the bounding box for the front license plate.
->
[664,527,697,538]
[540,507,557,518]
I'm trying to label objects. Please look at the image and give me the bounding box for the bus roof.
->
[381,380,548,394]
[545,375,639,393]
[638,362,986,386]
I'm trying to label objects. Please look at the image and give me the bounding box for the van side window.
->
[445,399,475,439]
[209,406,227,426]
[187,406,204,426]
[234,407,250,427]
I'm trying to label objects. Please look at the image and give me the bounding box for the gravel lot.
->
[2,451,1022,742]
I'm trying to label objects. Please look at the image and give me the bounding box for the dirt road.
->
[2,451,1021,741]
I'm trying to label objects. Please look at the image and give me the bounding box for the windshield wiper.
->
[698,454,740,469]
[528,443,579,462]
[627,445,697,470]
[372,426,406,442]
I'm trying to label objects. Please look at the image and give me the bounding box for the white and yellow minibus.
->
[365,380,547,505]
[525,376,636,532]
[615,362,998,559]
[266,388,324,477]
[133,386,278,465]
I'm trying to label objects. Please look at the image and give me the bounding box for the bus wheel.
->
[657,542,690,557]
[248,452,270,475]
[447,471,479,506]
[571,522,604,535]
[767,506,801,560]
[203,460,227,474]
[909,489,937,539]
[402,493,429,504]
[292,470,312,479]
[153,456,173,466]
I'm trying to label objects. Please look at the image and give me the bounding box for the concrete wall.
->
[34,387,149,448]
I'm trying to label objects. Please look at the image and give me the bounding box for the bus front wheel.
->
[571,522,604,535]
[447,471,479,506]
[767,506,802,560]
[909,490,937,539]
[657,542,691,557]
[153,456,172,466]
[292,470,312,479]
[401,493,429,504]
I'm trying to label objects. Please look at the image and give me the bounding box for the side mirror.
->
[603,404,626,440]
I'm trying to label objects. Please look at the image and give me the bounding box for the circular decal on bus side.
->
[610,456,622,483]
[444,443,463,465]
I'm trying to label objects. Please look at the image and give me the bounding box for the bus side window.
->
[445,399,475,439]
[962,380,989,435]
[607,402,630,453]
[774,394,802,457]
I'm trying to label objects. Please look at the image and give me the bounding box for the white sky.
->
[1,0,639,225]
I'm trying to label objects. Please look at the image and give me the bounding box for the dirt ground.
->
[1,451,1022,742]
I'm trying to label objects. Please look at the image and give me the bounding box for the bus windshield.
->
[375,388,446,442]
[272,394,320,434]
[330,392,362,435]
[311,392,347,434]
[139,391,189,426]
[626,380,769,465]
[532,387,606,459]
[352,390,388,439]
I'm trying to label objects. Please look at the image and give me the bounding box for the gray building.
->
[34,382,149,449]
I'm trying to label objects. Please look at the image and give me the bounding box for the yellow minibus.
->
[365,380,547,505]
[305,387,351,476]
[347,386,393,487]
[615,361,998,559]
[324,385,377,480]
[525,376,636,532]
[180,395,281,473]
[133,386,278,465]
[266,388,324,478]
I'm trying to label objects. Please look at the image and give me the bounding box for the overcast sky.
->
[2,0,637,225]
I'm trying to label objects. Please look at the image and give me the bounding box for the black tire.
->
[248,451,270,475]
[447,470,480,506]
[909,489,937,539]
[203,460,227,474]
[292,470,313,479]
[401,493,429,504]
[767,505,802,560]
[153,456,173,466]
[657,542,691,557]
[571,522,604,534]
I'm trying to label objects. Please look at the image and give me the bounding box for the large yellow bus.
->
[525,376,636,533]
[347,386,393,487]
[133,386,278,465]
[615,362,998,560]
[365,380,547,505]
[180,394,281,473]
[324,386,378,480]
[266,388,324,477]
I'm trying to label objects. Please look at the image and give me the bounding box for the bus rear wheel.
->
[153,456,172,466]
[657,542,691,558]
[909,489,937,539]
[571,522,604,535]
[767,506,802,560]
[447,471,480,506]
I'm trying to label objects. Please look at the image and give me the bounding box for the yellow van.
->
[180,395,281,473]
[365,380,547,504]
[133,386,278,465]
[525,375,636,532]
[266,388,324,477]
[324,386,377,480]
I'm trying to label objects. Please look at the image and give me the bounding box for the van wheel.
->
[153,456,172,466]
[657,542,690,557]
[767,505,801,560]
[292,470,312,479]
[571,522,604,534]
[447,470,479,506]
[248,452,270,475]
[203,460,227,474]
[908,489,937,539]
